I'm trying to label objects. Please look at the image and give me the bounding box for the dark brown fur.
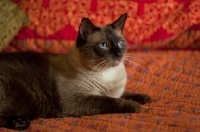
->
[0,14,151,130]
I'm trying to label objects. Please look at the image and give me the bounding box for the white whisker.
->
[76,59,107,89]
[124,59,149,74]
[89,60,106,75]
[97,60,107,73]
[125,55,143,62]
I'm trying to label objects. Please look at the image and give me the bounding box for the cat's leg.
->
[0,102,31,130]
[66,95,141,117]
[121,91,152,104]
[0,116,30,130]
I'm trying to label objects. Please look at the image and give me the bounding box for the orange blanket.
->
[1,50,200,132]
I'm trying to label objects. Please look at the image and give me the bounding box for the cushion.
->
[0,0,29,52]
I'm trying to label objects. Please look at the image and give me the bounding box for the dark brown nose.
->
[115,53,122,58]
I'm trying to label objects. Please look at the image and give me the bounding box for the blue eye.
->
[99,42,107,49]
[118,41,124,47]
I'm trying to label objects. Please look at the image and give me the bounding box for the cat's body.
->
[0,14,151,130]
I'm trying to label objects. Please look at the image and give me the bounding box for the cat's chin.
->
[108,60,123,67]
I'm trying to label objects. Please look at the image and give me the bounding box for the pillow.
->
[4,0,200,53]
[0,0,29,52]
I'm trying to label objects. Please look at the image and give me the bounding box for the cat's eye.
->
[99,42,107,49]
[118,41,124,48]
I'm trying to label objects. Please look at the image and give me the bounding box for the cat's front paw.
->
[11,117,30,130]
[122,100,141,113]
[131,94,152,104]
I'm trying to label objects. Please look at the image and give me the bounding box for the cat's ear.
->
[79,18,97,39]
[111,13,127,31]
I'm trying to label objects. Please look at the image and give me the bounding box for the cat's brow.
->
[103,29,118,46]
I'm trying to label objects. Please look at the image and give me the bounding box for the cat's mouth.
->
[107,55,125,67]
[102,57,124,68]
[108,59,122,67]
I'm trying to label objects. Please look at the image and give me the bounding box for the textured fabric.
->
[3,0,200,53]
[0,0,29,52]
[1,50,200,132]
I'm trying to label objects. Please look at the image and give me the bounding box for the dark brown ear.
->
[79,18,97,40]
[111,13,127,31]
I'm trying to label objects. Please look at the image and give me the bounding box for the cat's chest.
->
[100,64,126,82]
[97,62,127,98]
[56,62,127,98]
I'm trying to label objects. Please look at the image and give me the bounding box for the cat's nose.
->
[115,53,122,58]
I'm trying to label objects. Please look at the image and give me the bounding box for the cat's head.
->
[76,13,127,70]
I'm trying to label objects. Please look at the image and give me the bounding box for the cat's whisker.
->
[76,60,107,89]
[106,61,109,68]
[124,59,138,72]
[129,61,149,74]
[124,59,149,74]
[125,54,140,58]
[125,57,142,64]
[125,55,143,62]
[107,61,111,68]
[89,60,107,75]
[97,60,107,73]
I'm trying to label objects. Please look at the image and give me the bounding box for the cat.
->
[0,13,151,130]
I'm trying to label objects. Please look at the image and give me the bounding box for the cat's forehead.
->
[87,25,123,44]
[100,25,121,37]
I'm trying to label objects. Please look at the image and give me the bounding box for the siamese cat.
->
[0,13,151,130]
